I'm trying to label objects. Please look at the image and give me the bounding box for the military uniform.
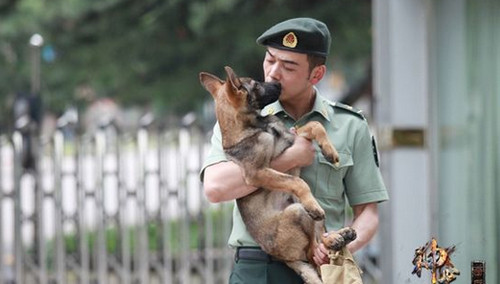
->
[200,17,389,284]
[203,91,388,246]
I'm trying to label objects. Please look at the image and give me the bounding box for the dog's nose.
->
[270,81,281,92]
[275,83,282,94]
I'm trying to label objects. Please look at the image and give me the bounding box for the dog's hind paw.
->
[303,204,325,221]
[307,207,325,221]
[338,227,357,243]
[322,227,357,251]
[302,198,325,221]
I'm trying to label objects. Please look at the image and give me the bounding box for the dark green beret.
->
[256,17,331,57]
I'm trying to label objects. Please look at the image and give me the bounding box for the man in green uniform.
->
[201,17,389,283]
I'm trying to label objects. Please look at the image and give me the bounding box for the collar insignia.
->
[282,32,298,48]
[266,107,275,115]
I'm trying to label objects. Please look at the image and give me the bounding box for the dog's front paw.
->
[322,227,357,251]
[320,144,340,167]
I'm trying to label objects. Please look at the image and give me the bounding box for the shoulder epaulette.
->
[328,101,366,120]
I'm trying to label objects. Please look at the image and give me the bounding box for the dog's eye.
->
[240,85,250,93]
[241,82,255,93]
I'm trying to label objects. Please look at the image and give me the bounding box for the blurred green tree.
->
[0,0,372,126]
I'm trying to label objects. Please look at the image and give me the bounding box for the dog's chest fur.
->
[223,113,294,169]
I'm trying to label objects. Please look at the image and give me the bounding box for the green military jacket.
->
[201,92,389,248]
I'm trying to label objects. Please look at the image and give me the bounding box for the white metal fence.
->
[0,119,233,284]
[0,116,383,283]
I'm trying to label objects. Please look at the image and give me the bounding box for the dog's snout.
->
[274,82,282,93]
[265,81,282,96]
[252,81,281,109]
[270,81,281,91]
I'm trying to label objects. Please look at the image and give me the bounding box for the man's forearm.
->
[203,154,300,203]
[203,161,257,203]
[347,203,379,253]
[203,136,315,203]
[202,156,293,203]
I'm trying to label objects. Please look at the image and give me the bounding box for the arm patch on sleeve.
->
[372,136,380,167]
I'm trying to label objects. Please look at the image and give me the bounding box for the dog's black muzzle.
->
[256,81,281,109]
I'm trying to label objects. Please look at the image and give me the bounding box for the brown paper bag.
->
[320,247,363,283]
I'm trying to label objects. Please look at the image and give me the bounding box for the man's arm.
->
[203,135,315,203]
[347,202,379,252]
[203,161,256,203]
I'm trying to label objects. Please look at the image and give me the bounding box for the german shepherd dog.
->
[200,66,356,284]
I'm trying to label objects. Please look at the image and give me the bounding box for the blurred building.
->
[373,0,498,283]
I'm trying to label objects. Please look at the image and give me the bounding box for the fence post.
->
[95,125,107,283]
[178,127,191,283]
[12,132,24,283]
[118,133,131,284]
[159,128,175,284]
[53,129,65,283]
[0,137,3,284]
[77,135,90,284]
[136,126,150,283]
[0,136,14,283]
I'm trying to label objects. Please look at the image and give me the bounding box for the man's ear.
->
[199,72,224,98]
[309,65,326,85]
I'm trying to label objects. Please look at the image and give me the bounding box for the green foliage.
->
[0,0,372,123]
[41,206,233,258]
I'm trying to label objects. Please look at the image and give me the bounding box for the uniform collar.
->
[261,87,331,121]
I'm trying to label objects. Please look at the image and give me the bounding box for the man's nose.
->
[267,64,281,81]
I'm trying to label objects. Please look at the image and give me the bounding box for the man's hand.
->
[313,236,330,266]
[289,135,316,168]
[270,130,315,172]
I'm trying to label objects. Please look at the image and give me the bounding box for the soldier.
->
[201,17,389,283]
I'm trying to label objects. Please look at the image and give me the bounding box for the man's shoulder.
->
[322,99,366,121]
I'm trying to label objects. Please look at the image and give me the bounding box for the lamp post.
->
[29,33,46,283]
[30,34,44,95]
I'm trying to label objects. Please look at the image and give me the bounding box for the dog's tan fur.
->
[200,66,356,284]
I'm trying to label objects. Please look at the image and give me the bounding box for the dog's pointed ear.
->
[223,66,245,108]
[199,72,224,97]
[225,66,242,91]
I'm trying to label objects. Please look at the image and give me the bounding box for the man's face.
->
[263,47,313,102]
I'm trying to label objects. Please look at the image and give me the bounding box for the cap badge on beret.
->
[282,32,298,48]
